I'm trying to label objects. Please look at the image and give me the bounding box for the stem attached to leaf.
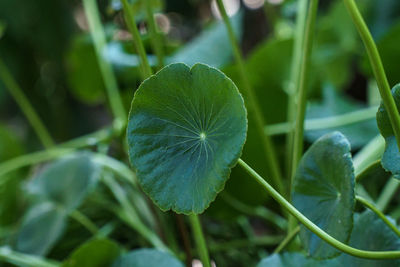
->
[273,226,300,254]
[355,195,400,238]
[0,58,54,149]
[238,158,400,259]
[83,0,127,129]
[343,0,400,153]
[215,0,285,197]
[121,0,153,79]
[189,214,211,267]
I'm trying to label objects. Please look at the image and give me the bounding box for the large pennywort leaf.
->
[127,63,247,214]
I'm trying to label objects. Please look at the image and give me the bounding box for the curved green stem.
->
[144,0,164,68]
[267,105,378,136]
[215,0,284,197]
[356,195,400,238]
[83,0,126,126]
[343,0,400,153]
[238,158,400,259]
[0,58,54,149]
[121,0,153,78]
[273,226,300,254]
[188,214,210,267]
[353,135,385,176]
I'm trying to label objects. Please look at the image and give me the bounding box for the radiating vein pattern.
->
[127,63,247,214]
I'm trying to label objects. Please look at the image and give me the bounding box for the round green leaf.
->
[127,63,247,214]
[111,249,183,267]
[376,84,400,179]
[292,131,355,259]
[63,238,120,267]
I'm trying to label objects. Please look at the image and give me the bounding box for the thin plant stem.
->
[188,214,211,267]
[144,0,164,68]
[0,58,54,149]
[69,210,99,235]
[121,0,153,78]
[376,178,400,212]
[83,0,126,128]
[267,105,378,136]
[0,247,60,267]
[273,226,300,254]
[290,0,319,183]
[356,195,400,238]
[285,0,308,177]
[238,158,400,259]
[289,0,319,232]
[343,0,400,152]
[215,0,284,197]
[355,160,381,182]
[353,135,385,176]
[103,174,170,253]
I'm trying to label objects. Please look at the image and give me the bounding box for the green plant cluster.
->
[1,0,400,266]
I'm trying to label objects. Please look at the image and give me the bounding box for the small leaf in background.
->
[306,85,378,149]
[63,238,120,267]
[167,12,243,68]
[257,252,339,267]
[111,249,184,267]
[16,202,67,256]
[337,211,400,266]
[127,63,247,214]
[376,84,400,178]
[27,152,101,211]
[292,131,355,259]
[65,34,105,105]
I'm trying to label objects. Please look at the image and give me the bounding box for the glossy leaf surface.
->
[292,132,355,258]
[127,63,247,214]
[376,84,400,179]
[111,249,183,267]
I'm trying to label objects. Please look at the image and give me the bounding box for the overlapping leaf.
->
[292,132,355,258]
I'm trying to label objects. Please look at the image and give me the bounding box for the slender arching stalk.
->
[120,0,153,78]
[285,0,308,178]
[215,0,285,197]
[355,195,400,238]
[343,0,400,152]
[69,210,99,235]
[0,58,54,149]
[238,158,400,259]
[83,0,126,129]
[143,0,165,68]
[188,214,211,267]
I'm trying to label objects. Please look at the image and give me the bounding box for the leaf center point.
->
[199,132,207,141]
